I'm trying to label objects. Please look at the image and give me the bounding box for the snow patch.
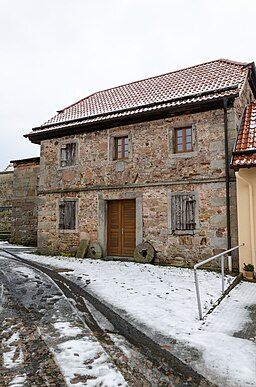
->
[9,250,256,386]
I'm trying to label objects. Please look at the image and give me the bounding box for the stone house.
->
[231,100,256,273]
[25,59,256,269]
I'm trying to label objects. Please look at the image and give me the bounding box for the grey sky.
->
[1,0,255,171]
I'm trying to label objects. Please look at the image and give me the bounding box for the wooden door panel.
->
[122,200,136,256]
[107,199,136,257]
[107,200,122,256]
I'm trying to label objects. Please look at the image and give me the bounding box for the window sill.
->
[58,229,77,234]
[169,229,197,236]
[169,151,198,159]
[111,158,131,163]
[59,164,78,170]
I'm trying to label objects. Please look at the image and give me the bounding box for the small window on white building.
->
[59,200,77,230]
[60,142,77,167]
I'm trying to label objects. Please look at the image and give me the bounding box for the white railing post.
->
[228,255,232,272]
[221,255,225,294]
[193,243,244,320]
[194,268,203,320]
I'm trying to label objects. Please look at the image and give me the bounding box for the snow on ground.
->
[1,242,256,386]
[1,323,27,386]
[187,282,256,386]
[2,332,24,368]
[16,252,234,335]
[0,245,127,387]
[8,374,27,387]
[51,321,127,387]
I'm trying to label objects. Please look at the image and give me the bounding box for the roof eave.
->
[231,162,256,171]
[25,95,238,144]
[10,157,40,166]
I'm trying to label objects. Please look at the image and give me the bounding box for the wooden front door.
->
[107,199,136,257]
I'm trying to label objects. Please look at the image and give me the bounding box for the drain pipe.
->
[223,97,232,271]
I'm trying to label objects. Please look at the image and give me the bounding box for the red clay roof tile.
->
[32,59,250,133]
[232,101,256,169]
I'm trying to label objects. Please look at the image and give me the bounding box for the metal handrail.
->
[194,243,244,320]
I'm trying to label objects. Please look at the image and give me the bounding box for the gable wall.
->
[234,79,254,126]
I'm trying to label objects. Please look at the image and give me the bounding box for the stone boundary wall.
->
[10,158,40,246]
[0,171,13,238]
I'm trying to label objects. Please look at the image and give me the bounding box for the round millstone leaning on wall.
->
[134,242,155,263]
[86,241,103,259]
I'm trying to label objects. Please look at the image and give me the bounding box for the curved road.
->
[0,247,213,386]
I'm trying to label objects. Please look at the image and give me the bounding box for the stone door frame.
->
[98,191,143,257]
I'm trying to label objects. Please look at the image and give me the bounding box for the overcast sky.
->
[1,0,255,171]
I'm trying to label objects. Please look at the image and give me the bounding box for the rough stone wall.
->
[234,79,254,126]
[0,171,13,237]
[10,159,40,246]
[37,181,230,268]
[37,103,242,267]
[39,108,235,190]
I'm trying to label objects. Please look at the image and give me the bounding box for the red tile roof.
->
[232,101,256,169]
[30,59,251,135]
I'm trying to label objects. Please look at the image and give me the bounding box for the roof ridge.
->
[56,58,248,114]
[217,58,249,66]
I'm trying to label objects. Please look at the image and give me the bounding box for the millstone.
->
[76,239,90,258]
[86,241,103,259]
[134,242,155,263]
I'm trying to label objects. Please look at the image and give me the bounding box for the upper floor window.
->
[59,200,77,230]
[174,127,193,153]
[60,142,77,167]
[114,136,129,160]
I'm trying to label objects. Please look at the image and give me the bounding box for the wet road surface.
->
[0,249,213,386]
